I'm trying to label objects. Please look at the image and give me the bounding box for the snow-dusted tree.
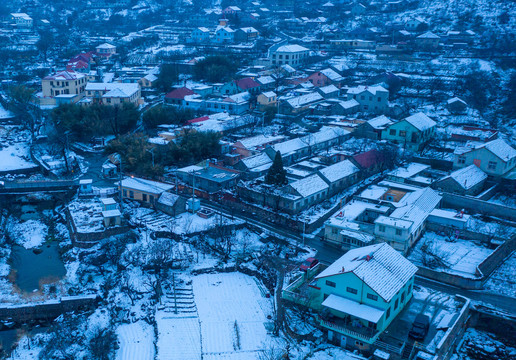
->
[265,151,288,186]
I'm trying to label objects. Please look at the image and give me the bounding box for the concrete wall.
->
[441,192,516,222]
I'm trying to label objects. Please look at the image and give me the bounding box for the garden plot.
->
[193,273,274,359]
[409,232,493,277]
[116,321,155,360]
[128,205,243,235]
[156,313,201,360]
[484,252,516,298]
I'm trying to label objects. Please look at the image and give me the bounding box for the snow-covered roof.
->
[96,43,116,49]
[239,27,258,33]
[158,192,180,206]
[316,243,418,302]
[447,97,466,105]
[388,163,430,179]
[120,177,174,194]
[286,92,323,108]
[404,112,436,131]
[318,84,339,94]
[102,209,121,218]
[347,85,388,95]
[446,165,487,189]
[197,27,210,32]
[367,115,394,130]
[271,126,349,155]
[319,68,344,82]
[241,153,272,170]
[86,82,139,97]
[261,91,277,98]
[417,31,440,39]
[237,134,284,149]
[44,71,85,81]
[275,44,309,53]
[322,294,384,323]
[479,139,516,162]
[318,160,359,183]
[256,76,275,85]
[338,99,359,109]
[289,174,329,198]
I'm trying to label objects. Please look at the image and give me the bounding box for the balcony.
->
[319,315,379,343]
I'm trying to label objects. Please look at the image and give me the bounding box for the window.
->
[488,161,497,170]
[142,194,147,202]
[394,298,399,310]
[355,341,364,346]
[401,292,405,303]
[378,97,381,102]
[346,287,358,294]
[379,225,386,232]
[389,129,396,136]
[332,228,338,234]
[323,293,329,300]
[123,189,127,197]
[326,280,336,288]
[399,130,407,137]
[367,293,378,301]
[386,307,391,319]
[458,156,466,165]
[129,191,134,199]
[396,229,402,236]
[149,195,154,203]
[361,95,365,100]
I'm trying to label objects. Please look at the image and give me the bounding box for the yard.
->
[484,251,516,298]
[408,232,493,277]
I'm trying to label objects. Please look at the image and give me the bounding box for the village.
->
[0,0,515,359]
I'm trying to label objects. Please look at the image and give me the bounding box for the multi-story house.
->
[381,113,436,151]
[346,85,389,113]
[269,44,310,67]
[40,71,88,106]
[85,83,141,105]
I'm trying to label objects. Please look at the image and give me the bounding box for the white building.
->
[269,44,310,67]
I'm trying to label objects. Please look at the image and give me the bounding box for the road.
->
[203,201,516,315]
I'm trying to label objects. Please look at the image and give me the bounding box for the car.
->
[299,257,319,272]
[409,314,430,340]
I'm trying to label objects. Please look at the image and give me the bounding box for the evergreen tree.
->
[265,151,287,186]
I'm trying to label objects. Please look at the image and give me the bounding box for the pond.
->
[10,242,66,293]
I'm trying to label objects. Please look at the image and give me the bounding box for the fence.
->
[441,192,516,222]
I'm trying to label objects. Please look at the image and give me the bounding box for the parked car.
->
[409,314,430,340]
[299,257,319,272]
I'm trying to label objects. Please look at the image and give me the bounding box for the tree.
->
[142,105,193,129]
[89,327,117,360]
[6,85,40,138]
[502,72,516,118]
[37,30,54,61]
[265,151,287,186]
[194,56,238,83]
[154,63,179,92]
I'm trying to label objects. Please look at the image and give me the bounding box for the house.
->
[316,85,340,99]
[453,139,516,177]
[235,27,259,42]
[405,17,428,31]
[119,177,174,206]
[234,152,274,179]
[269,44,310,67]
[10,13,33,28]
[155,192,186,217]
[307,69,344,88]
[381,113,436,151]
[346,85,389,113]
[280,92,324,114]
[433,165,487,196]
[256,76,275,90]
[330,39,376,51]
[265,126,350,165]
[85,83,141,105]
[446,97,467,114]
[100,198,122,227]
[449,126,498,143]
[164,87,195,106]
[223,6,241,15]
[96,43,117,57]
[374,187,442,254]
[176,164,240,193]
[415,32,440,50]
[191,27,211,43]
[221,77,261,95]
[232,134,285,158]
[355,115,395,140]
[334,99,360,115]
[40,71,88,106]
[285,174,330,212]
[214,26,235,43]
[303,243,417,351]
[139,73,158,88]
[318,160,360,196]
[257,91,278,110]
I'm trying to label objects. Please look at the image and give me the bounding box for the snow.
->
[322,294,384,323]
[120,177,174,194]
[484,251,516,298]
[0,104,14,119]
[290,174,329,198]
[0,141,37,172]
[318,160,359,183]
[157,314,201,360]
[409,232,493,277]
[404,112,436,131]
[446,165,487,189]
[193,273,274,359]
[116,321,155,360]
[7,218,48,249]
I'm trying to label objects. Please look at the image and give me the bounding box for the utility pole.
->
[146,148,155,167]
[119,158,123,212]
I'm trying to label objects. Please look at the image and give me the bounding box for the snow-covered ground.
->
[409,232,493,277]
[116,321,155,360]
[6,217,48,249]
[0,127,37,172]
[456,328,516,360]
[484,252,516,298]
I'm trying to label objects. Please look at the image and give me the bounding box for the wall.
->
[441,192,516,221]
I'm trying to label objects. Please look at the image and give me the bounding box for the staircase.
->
[160,276,197,315]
